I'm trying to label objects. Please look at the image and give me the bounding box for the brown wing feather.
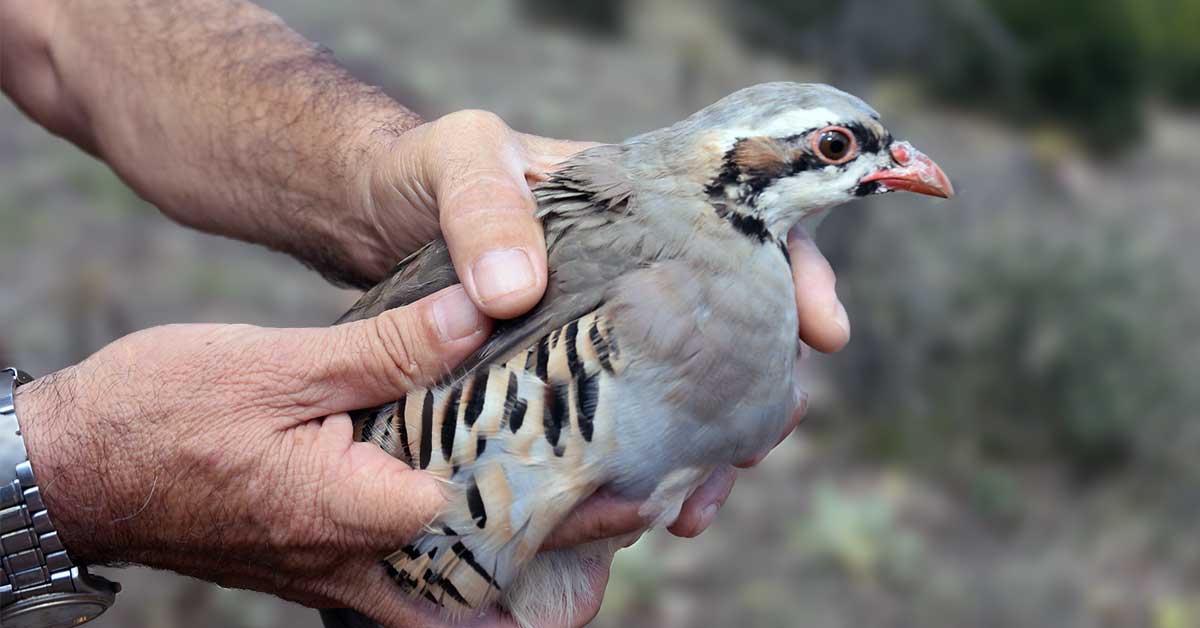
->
[335,144,638,387]
[334,239,458,325]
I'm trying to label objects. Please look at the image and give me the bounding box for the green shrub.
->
[831,214,1197,484]
[1125,0,1200,105]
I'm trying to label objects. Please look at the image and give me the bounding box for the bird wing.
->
[334,239,458,325]
[337,144,641,386]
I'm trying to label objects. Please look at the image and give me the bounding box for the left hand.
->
[360,109,852,350]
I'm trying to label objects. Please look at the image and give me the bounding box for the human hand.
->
[13,286,500,626]
[356,110,590,319]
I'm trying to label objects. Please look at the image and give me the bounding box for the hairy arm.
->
[0,0,854,350]
[0,0,418,286]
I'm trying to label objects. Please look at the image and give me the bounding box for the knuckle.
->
[440,173,532,218]
[429,110,534,217]
[443,108,509,135]
[367,311,429,389]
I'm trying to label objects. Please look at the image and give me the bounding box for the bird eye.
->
[811,127,857,164]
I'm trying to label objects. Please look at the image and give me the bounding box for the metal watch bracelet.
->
[1,368,118,627]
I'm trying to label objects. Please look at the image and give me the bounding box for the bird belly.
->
[599,252,800,498]
[600,370,796,499]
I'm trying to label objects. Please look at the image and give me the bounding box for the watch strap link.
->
[0,460,79,607]
[0,367,83,608]
[0,368,118,627]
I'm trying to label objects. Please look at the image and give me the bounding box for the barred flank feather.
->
[355,312,625,625]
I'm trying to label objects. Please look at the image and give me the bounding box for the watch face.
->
[2,594,110,628]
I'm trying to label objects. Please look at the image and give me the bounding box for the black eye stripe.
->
[704,121,891,208]
[785,124,887,154]
[790,152,828,174]
[854,180,882,197]
[843,122,886,154]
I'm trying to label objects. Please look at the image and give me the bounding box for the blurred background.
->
[2,0,1199,626]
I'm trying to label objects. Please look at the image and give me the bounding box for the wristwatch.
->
[1,368,119,627]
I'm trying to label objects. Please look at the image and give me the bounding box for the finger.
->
[313,414,449,550]
[425,111,549,319]
[788,227,850,353]
[667,466,737,538]
[299,285,490,411]
[541,491,646,551]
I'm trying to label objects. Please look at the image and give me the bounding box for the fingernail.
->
[432,286,484,341]
[698,503,719,531]
[834,300,850,336]
[471,248,537,304]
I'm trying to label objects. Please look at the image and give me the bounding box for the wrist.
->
[12,370,113,565]
[2,367,120,624]
[335,116,423,286]
[260,103,425,290]
[351,118,449,285]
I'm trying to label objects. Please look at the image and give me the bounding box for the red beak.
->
[859,142,955,199]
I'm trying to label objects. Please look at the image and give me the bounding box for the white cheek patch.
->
[758,172,843,210]
[757,158,879,211]
[712,107,840,152]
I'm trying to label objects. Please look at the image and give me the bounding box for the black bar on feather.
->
[576,370,598,442]
[442,385,462,463]
[419,392,434,469]
[463,370,489,428]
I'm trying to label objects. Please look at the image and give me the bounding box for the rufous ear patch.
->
[732,136,793,179]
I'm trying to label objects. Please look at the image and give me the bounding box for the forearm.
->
[0,0,419,286]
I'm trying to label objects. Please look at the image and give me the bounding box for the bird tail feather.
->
[378,464,599,626]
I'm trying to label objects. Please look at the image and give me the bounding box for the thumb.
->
[423,110,550,320]
[303,285,492,412]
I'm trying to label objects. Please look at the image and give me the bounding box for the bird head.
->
[636,82,953,239]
